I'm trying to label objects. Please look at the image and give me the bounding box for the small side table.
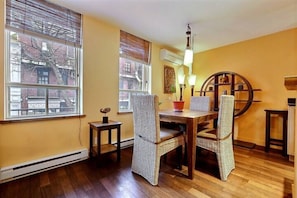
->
[265,109,288,156]
[89,120,122,162]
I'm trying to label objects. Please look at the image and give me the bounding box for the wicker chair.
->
[196,95,235,181]
[131,95,184,186]
[190,96,211,112]
[190,96,211,131]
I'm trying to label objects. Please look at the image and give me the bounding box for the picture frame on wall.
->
[164,65,176,94]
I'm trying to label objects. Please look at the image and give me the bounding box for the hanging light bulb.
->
[184,24,193,66]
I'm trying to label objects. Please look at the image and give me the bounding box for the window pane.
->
[8,32,77,86]
[7,86,77,117]
[119,91,131,111]
[48,89,77,114]
[119,91,147,112]
[8,87,46,117]
[119,57,149,91]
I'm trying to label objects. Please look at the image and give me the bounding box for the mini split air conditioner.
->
[160,49,183,65]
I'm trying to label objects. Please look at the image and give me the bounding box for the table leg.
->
[283,113,288,156]
[187,119,196,179]
[265,112,270,152]
[89,127,93,158]
[108,129,112,144]
[97,129,101,163]
[117,126,121,162]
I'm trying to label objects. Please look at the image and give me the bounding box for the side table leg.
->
[89,128,93,158]
[108,129,112,144]
[265,112,270,153]
[283,113,288,156]
[117,126,121,162]
[97,129,101,165]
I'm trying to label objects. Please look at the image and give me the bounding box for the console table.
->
[89,120,122,163]
[264,109,288,156]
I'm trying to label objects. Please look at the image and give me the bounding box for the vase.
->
[173,101,185,112]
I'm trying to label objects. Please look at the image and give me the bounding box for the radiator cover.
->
[0,148,88,183]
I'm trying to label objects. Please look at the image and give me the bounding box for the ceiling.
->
[50,0,297,53]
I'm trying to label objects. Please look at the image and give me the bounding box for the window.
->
[5,0,82,119]
[37,68,49,85]
[119,31,151,112]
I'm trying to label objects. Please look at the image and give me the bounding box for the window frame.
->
[5,30,83,119]
[118,31,151,113]
[118,59,151,113]
[4,0,83,120]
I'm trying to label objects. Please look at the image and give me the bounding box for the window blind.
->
[120,30,151,65]
[6,0,82,47]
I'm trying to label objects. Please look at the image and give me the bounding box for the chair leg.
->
[176,145,183,170]
[163,153,167,162]
[183,142,188,165]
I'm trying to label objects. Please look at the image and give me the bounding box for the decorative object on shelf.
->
[238,81,244,90]
[220,73,229,84]
[183,24,193,67]
[100,107,111,123]
[188,74,197,96]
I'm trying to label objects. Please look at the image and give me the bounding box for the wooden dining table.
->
[159,109,218,179]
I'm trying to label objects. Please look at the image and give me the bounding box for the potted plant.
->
[170,85,185,112]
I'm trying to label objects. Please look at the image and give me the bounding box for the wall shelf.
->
[198,71,261,117]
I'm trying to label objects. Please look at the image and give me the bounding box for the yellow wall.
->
[0,0,296,168]
[0,2,175,167]
[192,28,297,145]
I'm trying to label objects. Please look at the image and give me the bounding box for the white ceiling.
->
[50,0,297,53]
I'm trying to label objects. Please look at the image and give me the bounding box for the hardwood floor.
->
[0,145,294,198]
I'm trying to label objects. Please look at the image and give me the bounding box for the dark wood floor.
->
[0,145,294,198]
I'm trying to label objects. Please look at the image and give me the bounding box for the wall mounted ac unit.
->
[160,49,183,65]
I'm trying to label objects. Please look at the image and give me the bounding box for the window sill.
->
[0,114,86,124]
[117,111,132,114]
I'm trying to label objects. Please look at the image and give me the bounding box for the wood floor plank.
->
[0,145,294,198]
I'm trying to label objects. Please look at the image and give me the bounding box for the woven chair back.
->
[216,95,235,140]
[132,95,160,143]
[190,96,211,111]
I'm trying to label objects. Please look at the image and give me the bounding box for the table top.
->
[89,120,122,128]
[264,109,288,113]
[159,109,217,117]
[159,109,218,124]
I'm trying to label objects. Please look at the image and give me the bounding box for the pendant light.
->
[183,24,193,66]
[188,74,197,96]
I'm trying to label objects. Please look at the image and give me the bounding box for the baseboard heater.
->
[0,148,88,183]
[118,137,134,148]
[0,138,134,184]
